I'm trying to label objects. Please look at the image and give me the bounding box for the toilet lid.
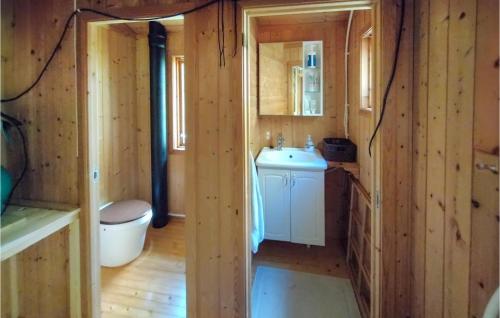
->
[100,200,152,225]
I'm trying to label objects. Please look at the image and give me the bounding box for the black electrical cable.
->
[1,10,79,103]
[1,114,28,214]
[221,0,225,66]
[0,0,221,103]
[368,0,405,157]
[0,0,229,212]
[217,0,226,67]
[232,0,238,57]
[77,0,218,21]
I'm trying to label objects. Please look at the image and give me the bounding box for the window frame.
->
[360,26,374,112]
[172,55,186,151]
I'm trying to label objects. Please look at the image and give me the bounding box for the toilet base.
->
[100,210,152,267]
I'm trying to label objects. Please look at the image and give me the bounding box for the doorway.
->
[242,2,378,317]
[84,16,188,317]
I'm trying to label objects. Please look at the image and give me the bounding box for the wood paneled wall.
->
[184,3,245,316]
[249,20,347,153]
[378,0,414,316]
[0,0,78,204]
[411,1,499,317]
[1,1,76,317]
[2,0,497,317]
[347,10,373,194]
[1,228,71,318]
[95,25,186,214]
[249,19,260,156]
[95,25,139,206]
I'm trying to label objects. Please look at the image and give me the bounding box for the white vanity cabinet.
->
[258,167,325,246]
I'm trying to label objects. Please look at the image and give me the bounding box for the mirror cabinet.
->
[259,40,323,116]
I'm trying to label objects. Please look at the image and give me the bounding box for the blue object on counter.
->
[1,166,13,214]
[307,52,317,68]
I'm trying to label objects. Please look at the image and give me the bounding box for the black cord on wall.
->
[1,0,235,104]
[232,0,238,57]
[368,0,406,157]
[0,0,237,211]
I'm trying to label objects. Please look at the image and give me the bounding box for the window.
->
[360,27,373,111]
[172,56,185,150]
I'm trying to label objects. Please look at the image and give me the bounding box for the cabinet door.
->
[290,170,325,246]
[258,168,291,242]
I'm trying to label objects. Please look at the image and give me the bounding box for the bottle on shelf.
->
[305,134,315,151]
[307,48,317,68]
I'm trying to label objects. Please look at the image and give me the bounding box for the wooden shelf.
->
[326,161,360,179]
[346,176,372,318]
[1,204,79,261]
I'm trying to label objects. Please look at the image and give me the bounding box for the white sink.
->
[256,147,328,171]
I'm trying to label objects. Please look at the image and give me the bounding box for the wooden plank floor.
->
[101,218,186,318]
[253,238,349,279]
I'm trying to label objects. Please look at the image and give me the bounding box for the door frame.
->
[241,1,381,317]
[76,4,197,316]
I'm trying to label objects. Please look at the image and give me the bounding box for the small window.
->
[360,27,373,111]
[172,56,186,150]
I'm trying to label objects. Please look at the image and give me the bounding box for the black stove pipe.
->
[148,21,169,228]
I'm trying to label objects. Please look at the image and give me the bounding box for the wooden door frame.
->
[241,2,381,317]
[76,4,200,317]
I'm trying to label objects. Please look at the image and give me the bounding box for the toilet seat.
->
[100,200,151,225]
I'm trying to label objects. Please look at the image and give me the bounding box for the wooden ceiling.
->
[108,17,184,35]
[126,17,184,34]
[255,11,351,26]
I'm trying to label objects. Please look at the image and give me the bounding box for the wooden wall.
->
[1,0,497,317]
[249,19,347,153]
[1,229,71,318]
[1,0,78,206]
[411,0,499,317]
[249,19,260,156]
[94,24,186,213]
[1,1,76,317]
[184,3,245,316]
[95,25,139,206]
[347,10,373,195]
[378,0,414,316]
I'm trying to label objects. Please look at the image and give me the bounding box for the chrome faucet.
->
[276,133,285,150]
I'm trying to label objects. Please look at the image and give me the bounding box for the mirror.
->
[259,41,323,116]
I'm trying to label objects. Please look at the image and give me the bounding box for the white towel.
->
[250,152,265,253]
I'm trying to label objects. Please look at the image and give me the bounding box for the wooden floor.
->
[101,218,186,318]
[252,238,350,279]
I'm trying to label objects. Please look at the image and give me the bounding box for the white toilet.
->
[100,200,153,267]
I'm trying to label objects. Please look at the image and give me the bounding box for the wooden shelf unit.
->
[0,201,81,318]
[346,177,372,318]
[326,161,360,180]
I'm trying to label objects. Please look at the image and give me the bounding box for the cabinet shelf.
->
[346,176,372,318]
[0,200,82,316]
[1,203,80,261]
[302,41,323,116]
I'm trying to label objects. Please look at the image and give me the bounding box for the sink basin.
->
[256,147,328,171]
